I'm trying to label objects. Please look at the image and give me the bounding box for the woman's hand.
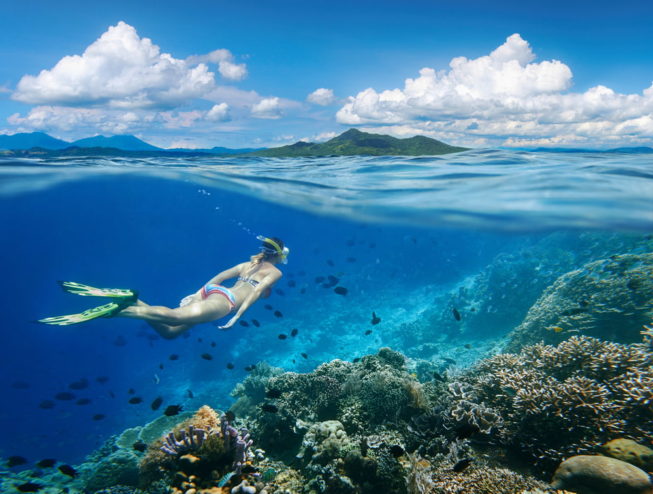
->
[218,315,239,330]
[179,294,196,307]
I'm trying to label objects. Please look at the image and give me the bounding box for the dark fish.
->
[11,381,30,389]
[244,365,255,372]
[288,280,296,287]
[150,396,163,410]
[315,276,325,283]
[96,376,109,384]
[442,357,457,365]
[76,398,91,406]
[432,372,445,382]
[36,459,57,468]
[301,352,308,359]
[15,482,44,492]
[353,357,361,363]
[274,310,283,318]
[39,400,55,410]
[275,289,285,296]
[55,392,75,401]
[327,259,334,267]
[226,362,235,370]
[327,275,339,284]
[197,337,203,342]
[239,320,250,327]
[266,388,283,398]
[334,286,348,295]
[128,388,135,395]
[128,397,143,404]
[261,403,278,413]
[300,288,306,294]
[109,391,115,398]
[464,344,472,349]
[93,414,106,421]
[201,353,213,360]
[365,330,372,335]
[211,341,216,347]
[58,464,77,478]
[292,359,296,364]
[164,405,183,416]
[159,363,164,370]
[187,389,194,399]
[371,312,381,325]
[133,441,147,452]
[69,378,89,390]
[291,328,299,337]
[389,445,405,457]
[264,304,273,310]
[252,319,260,327]
[452,308,461,321]
[452,458,473,473]
[7,456,28,467]
[278,334,288,340]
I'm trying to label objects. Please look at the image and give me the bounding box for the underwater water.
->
[0,150,652,493]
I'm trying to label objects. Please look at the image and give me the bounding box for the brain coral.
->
[447,336,653,471]
[506,252,653,352]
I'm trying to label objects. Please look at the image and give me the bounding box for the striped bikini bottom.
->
[200,283,236,310]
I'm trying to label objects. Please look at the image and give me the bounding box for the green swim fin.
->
[38,301,129,326]
[58,281,137,300]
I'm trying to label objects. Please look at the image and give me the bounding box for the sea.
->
[0,149,652,488]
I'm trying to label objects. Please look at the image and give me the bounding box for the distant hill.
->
[70,135,161,152]
[0,132,70,150]
[250,128,468,157]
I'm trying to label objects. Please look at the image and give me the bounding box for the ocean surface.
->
[0,149,652,489]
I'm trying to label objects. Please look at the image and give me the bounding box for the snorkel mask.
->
[257,235,290,264]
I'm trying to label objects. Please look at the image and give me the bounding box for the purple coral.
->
[160,425,208,455]
[220,414,253,474]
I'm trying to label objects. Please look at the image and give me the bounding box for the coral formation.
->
[599,438,653,472]
[446,336,653,471]
[506,253,653,351]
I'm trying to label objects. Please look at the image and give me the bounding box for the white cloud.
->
[12,21,216,109]
[187,49,248,81]
[251,97,282,119]
[307,88,336,106]
[336,34,653,146]
[206,103,231,121]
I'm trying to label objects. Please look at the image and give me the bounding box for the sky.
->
[1,0,652,149]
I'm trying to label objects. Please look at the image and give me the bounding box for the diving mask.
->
[257,235,290,264]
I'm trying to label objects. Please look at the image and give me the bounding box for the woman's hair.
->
[250,237,285,265]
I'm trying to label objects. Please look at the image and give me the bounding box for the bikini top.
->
[238,276,260,288]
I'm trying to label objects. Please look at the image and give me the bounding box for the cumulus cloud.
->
[206,103,231,121]
[187,49,248,81]
[12,21,216,109]
[251,97,282,119]
[336,34,653,146]
[307,88,336,106]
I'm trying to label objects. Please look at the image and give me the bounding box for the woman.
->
[39,236,289,339]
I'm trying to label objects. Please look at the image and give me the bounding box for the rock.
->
[600,438,653,472]
[551,455,653,494]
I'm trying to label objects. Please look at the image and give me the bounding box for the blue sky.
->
[1,0,652,148]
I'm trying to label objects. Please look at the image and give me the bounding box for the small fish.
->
[301,352,308,359]
[266,388,283,398]
[432,372,445,382]
[211,341,216,347]
[150,396,163,411]
[291,328,299,337]
[197,337,203,343]
[244,365,256,372]
[274,310,283,318]
[15,482,44,492]
[300,287,306,294]
[163,405,183,416]
[353,357,361,363]
[187,389,194,399]
[93,414,106,421]
[452,308,461,321]
[55,392,75,401]
[128,397,143,404]
[315,276,325,283]
[239,320,250,327]
[226,362,235,370]
[76,398,91,406]
[327,259,334,267]
[442,357,456,365]
[452,458,473,473]
[364,329,372,335]
[39,400,55,410]
[68,378,89,390]
[159,363,164,370]
[58,464,77,478]
[334,286,348,295]
[7,456,28,467]
[109,391,115,398]
[264,304,273,310]
[133,441,147,452]
[252,319,260,327]
[96,376,109,384]
[547,326,565,333]
[36,459,57,468]
[201,353,213,360]
[371,312,381,325]
[463,344,472,349]
[278,334,288,340]
[275,288,285,296]
[169,354,179,360]
[261,403,279,413]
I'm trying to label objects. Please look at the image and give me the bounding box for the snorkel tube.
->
[257,235,290,264]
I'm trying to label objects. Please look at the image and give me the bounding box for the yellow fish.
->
[547,326,565,333]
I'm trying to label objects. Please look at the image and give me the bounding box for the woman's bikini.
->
[200,266,262,311]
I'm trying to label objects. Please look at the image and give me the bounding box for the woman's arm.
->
[218,270,282,329]
[202,263,245,289]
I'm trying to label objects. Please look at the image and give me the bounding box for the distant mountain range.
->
[251,129,468,157]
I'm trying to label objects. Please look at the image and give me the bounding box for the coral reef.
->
[599,438,653,472]
[446,336,653,471]
[505,253,653,352]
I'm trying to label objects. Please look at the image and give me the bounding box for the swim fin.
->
[37,301,129,326]
[58,281,138,300]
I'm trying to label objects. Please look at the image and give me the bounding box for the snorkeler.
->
[38,236,289,339]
